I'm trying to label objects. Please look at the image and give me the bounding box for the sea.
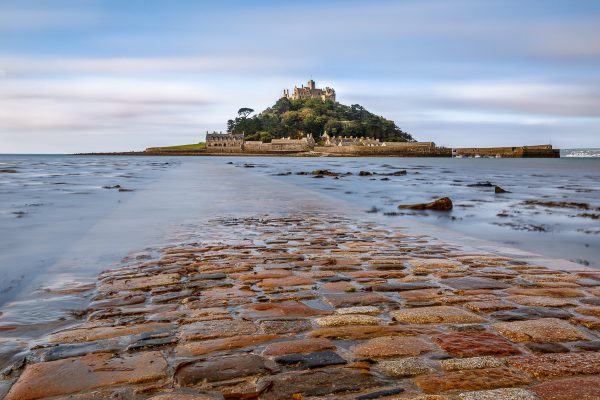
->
[0,152,599,336]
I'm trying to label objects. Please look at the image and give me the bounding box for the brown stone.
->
[504,288,585,298]
[400,289,443,301]
[239,301,329,319]
[508,352,600,378]
[49,322,172,343]
[531,376,600,400]
[257,276,315,289]
[309,324,440,340]
[175,354,277,386]
[571,315,600,330]
[180,319,258,341]
[260,319,312,334]
[324,292,393,307]
[348,270,407,279]
[6,352,167,400]
[409,259,464,271]
[262,338,335,356]
[414,367,531,394]
[233,269,292,281]
[493,318,588,342]
[507,295,577,307]
[576,306,600,317]
[257,367,386,399]
[315,314,380,327]
[391,306,487,324]
[441,277,509,290]
[352,336,434,358]
[464,301,517,312]
[175,334,281,356]
[99,273,180,291]
[432,332,521,357]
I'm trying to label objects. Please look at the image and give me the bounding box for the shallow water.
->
[0,154,599,335]
[232,156,600,267]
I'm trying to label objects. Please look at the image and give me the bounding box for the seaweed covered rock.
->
[398,197,453,211]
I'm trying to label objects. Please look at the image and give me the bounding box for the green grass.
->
[146,143,206,152]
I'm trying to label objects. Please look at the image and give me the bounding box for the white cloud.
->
[0,56,295,76]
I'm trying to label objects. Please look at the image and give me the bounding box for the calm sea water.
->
[0,154,599,335]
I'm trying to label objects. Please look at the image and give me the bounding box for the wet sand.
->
[1,158,600,399]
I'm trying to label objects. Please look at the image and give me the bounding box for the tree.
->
[227,98,414,142]
[237,107,254,118]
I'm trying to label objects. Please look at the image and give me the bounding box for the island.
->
[85,80,560,158]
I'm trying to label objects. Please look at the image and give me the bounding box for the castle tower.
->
[307,79,316,90]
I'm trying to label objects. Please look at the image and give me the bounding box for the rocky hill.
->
[227,97,414,143]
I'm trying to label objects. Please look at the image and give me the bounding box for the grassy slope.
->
[146,143,206,151]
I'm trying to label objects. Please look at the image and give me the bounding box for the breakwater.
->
[453,145,560,158]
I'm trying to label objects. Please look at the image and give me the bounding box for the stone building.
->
[283,80,336,102]
[322,133,382,147]
[270,136,315,151]
[243,135,316,153]
[205,132,244,152]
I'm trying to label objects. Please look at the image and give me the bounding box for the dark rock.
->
[495,185,510,194]
[118,188,134,192]
[398,197,453,211]
[468,181,495,187]
[380,177,390,181]
[522,200,594,210]
[189,272,227,281]
[429,354,454,360]
[441,276,509,290]
[151,290,191,304]
[387,170,407,176]
[102,185,121,189]
[320,276,351,282]
[358,171,373,176]
[580,297,600,306]
[313,175,325,178]
[175,354,277,386]
[448,324,486,332]
[311,169,339,177]
[491,306,571,321]
[525,342,570,354]
[368,282,438,292]
[572,341,600,352]
[356,388,405,399]
[37,340,122,362]
[274,351,347,369]
[366,207,380,214]
[0,169,17,173]
[126,335,177,352]
[257,367,386,399]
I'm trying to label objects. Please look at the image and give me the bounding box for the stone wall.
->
[314,145,451,157]
[452,145,559,158]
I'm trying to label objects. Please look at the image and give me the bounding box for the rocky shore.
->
[2,213,600,399]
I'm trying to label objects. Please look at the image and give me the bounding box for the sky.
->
[1,0,600,153]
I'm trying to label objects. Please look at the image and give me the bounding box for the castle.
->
[283,79,336,102]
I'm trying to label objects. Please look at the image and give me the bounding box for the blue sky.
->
[1,0,599,153]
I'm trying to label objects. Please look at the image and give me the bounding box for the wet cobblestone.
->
[2,213,600,399]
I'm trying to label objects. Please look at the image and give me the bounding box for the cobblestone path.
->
[3,214,600,399]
